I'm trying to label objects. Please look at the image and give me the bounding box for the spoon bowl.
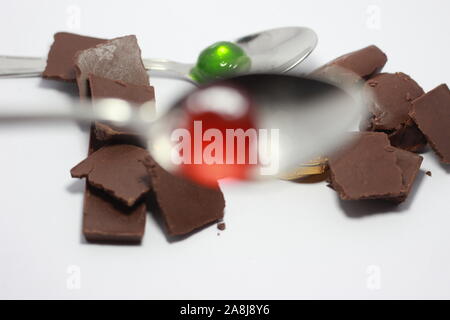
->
[236,26,318,73]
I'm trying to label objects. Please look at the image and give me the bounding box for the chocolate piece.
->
[312,45,387,83]
[410,84,450,163]
[426,171,432,177]
[81,130,146,243]
[143,157,225,236]
[71,144,151,206]
[74,35,149,98]
[391,148,423,203]
[89,74,155,141]
[217,222,226,231]
[329,132,422,203]
[43,32,106,81]
[363,72,427,152]
[83,184,146,243]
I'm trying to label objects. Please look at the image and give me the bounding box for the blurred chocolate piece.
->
[411,84,450,163]
[329,132,422,203]
[81,130,146,243]
[89,74,155,141]
[363,72,427,152]
[312,45,387,83]
[74,35,149,98]
[71,144,151,206]
[43,32,106,81]
[143,157,225,237]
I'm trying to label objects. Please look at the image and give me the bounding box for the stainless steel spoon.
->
[0,74,363,182]
[0,27,318,82]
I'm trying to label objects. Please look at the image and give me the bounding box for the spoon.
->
[0,27,318,82]
[0,74,364,186]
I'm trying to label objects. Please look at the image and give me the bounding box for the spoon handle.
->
[142,58,195,83]
[0,55,46,78]
[0,55,195,83]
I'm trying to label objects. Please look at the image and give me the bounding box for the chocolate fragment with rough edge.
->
[71,144,151,207]
[328,132,422,203]
[329,132,404,200]
[311,45,387,83]
[74,34,150,243]
[88,74,155,142]
[363,72,427,152]
[81,129,146,243]
[142,157,225,237]
[390,148,423,203]
[42,32,106,81]
[74,35,149,98]
[410,84,450,164]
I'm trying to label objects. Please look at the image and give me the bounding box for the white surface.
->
[0,0,449,299]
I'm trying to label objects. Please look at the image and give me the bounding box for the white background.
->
[0,0,449,299]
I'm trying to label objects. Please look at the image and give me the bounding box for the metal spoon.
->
[0,27,318,82]
[0,74,363,183]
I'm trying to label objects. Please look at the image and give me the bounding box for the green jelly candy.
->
[190,41,251,83]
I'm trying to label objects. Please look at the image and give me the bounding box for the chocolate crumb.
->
[217,222,226,231]
[426,171,432,177]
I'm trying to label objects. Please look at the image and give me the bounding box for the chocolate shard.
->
[363,72,427,152]
[410,84,450,164]
[329,132,422,203]
[142,157,225,237]
[329,132,404,200]
[390,148,423,203]
[81,130,147,243]
[83,185,147,243]
[74,35,149,98]
[42,32,106,81]
[312,45,387,83]
[71,144,151,207]
[89,74,155,142]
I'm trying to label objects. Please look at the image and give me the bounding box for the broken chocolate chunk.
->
[390,147,423,203]
[143,157,225,237]
[328,132,422,203]
[363,72,427,152]
[42,32,106,81]
[74,35,149,98]
[410,84,450,164]
[89,74,155,142]
[312,45,387,83]
[71,144,151,207]
[81,130,147,243]
[83,184,147,243]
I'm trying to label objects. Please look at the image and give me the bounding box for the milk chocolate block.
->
[328,132,422,203]
[363,72,427,152]
[43,32,106,81]
[143,157,225,236]
[89,74,155,141]
[71,144,151,206]
[83,185,147,243]
[81,130,147,243]
[411,84,450,163]
[312,45,387,83]
[391,148,423,203]
[74,35,149,98]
